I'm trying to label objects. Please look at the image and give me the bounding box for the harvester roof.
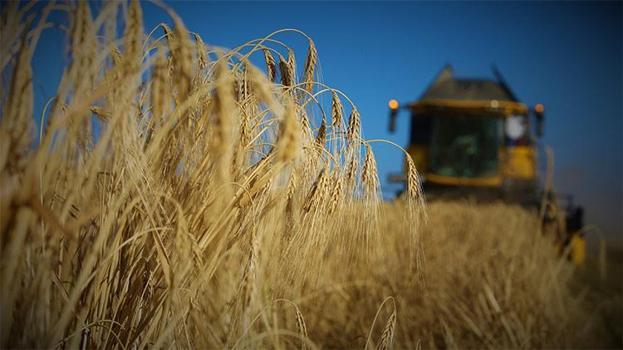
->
[419,65,519,102]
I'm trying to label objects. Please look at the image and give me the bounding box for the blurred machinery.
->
[387,65,585,265]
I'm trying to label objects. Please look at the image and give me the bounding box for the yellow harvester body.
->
[388,65,586,265]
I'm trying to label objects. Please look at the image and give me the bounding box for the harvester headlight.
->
[535,103,544,113]
[388,99,399,110]
[505,116,526,140]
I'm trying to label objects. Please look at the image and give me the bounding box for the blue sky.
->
[28,1,622,244]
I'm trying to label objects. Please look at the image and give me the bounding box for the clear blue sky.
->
[29,1,622,244]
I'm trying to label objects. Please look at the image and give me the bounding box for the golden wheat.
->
[0,3,608,349]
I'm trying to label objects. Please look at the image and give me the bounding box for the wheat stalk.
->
[303,167,327,212]
[123,0,143,74]
[328,173,343,214]
[279,55,294,87]
[405,154,423,204]
[315,117,327,149]
[303,39,317,93]
[362,144,379,199]
[331,91,343,130]
[275,102,300,163]
[171,16,193,101]
[194,33,209,70]
[149,45,168,131]
[211,53,236,186]
[263,48,276,82]
[295,306,309,350]
[347,107,361,147]
[2,33,33,172]
[377,311,397,350]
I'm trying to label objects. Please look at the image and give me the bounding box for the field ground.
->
[574,244,623,348]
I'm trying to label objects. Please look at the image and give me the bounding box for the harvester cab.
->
[388,65,585,265]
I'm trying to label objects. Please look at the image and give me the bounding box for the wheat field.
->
[0,2,612,348]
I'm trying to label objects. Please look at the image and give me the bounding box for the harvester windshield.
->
[428,115,500,178]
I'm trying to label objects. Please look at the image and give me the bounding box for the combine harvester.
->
[387,65,586,265]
